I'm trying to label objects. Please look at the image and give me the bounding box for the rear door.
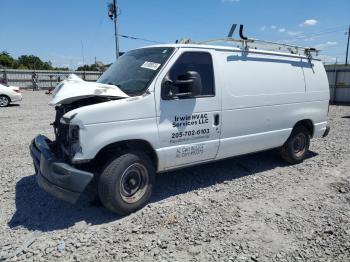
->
[154,49,222,170]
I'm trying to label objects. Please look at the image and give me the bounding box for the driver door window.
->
[162,52,215,99]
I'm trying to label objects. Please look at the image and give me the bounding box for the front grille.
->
[53,105,71,160]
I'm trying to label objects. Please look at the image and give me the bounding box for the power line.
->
[278,28,346,47]
[299,25,346,36]
[118,34,164,44]
[291,28,346,41]
[280,25,348,43]
[330,52,348,56]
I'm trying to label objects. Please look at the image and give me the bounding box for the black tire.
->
[0,95,10,107]
[280,125,310,164]
[98,151,155,215]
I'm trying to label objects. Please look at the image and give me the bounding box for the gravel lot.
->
[0,91,350,262]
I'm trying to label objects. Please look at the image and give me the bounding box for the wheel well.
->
[294,119,314,137]
[93,140,158,171]
[0,94,11,102]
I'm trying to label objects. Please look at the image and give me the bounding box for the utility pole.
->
[80,40,85,65]
[346,26,350,66]
[332,57,338,104]
[108,0,119,60]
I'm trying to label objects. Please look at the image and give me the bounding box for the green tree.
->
[17,64,29,70]
[1,51,90,71]
[17,55,53,70]
[0,52,16,68]
[52,66,69,71]
[76,64,98,71]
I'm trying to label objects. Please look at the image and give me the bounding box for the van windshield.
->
[98,47,174,96]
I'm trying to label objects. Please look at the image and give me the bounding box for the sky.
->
[1,0,349,69]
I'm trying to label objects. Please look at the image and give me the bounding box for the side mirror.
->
[162,71,202,99]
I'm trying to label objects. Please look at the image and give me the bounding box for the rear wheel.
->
[0,95,10,107]
[280,126,310,164]
[98,151,155,215]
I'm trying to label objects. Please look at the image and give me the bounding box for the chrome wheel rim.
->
[293,133,307,157]
[119,163,149,203]
[0,96,9,107]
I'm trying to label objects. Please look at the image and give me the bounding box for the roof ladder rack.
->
[180,24,320,58]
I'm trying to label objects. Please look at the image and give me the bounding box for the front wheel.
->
[280,126,310,164]
[0,95,10,107]
[98,152,155,215]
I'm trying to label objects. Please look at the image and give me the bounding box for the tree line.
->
[0,51,102,71]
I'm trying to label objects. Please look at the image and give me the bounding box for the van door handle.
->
[214,114,220,126]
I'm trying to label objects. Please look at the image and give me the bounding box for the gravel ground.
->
[0,91,350,262]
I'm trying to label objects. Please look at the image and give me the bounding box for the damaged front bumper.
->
[30,135,94,203]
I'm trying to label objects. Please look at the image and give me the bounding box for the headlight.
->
[69,125,80,143]
[69,125,81,157]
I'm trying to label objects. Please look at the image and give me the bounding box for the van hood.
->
[49,74,129,106]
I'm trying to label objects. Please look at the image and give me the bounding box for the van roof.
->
[140,43,320,61]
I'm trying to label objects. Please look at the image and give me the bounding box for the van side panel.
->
[216,51,325,160]
[70,95,160,163]
[302,59,330,137]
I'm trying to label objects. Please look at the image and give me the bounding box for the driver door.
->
[154,50,222,170]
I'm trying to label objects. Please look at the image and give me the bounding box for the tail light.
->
[14,88,21,93]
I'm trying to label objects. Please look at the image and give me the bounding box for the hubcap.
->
[120,163,149,203]
[0,97,9,107]
[293,133,307,157]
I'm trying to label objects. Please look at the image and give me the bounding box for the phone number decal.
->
[171,129,210,139]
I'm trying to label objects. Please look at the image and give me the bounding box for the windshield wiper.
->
[106,82,140,96]
[107,82,120,87]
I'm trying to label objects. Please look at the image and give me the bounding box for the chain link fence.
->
[326,66,350,104]
[0,69,103,90]
[1,67,349,103]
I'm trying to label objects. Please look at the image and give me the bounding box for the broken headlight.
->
[69,125,80,143]
[68,125,82,158]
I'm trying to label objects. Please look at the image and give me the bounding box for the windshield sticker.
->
[141,61,161,71]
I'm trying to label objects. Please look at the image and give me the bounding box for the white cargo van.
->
[30,38,330,215]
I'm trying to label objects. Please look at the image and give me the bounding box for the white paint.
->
[56,44,329,172]
[0,83,22,104]
[153,48,222,168]
[49,74,129,106]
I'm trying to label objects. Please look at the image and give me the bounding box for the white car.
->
[0,83,22,107]
[30,40,330,215]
